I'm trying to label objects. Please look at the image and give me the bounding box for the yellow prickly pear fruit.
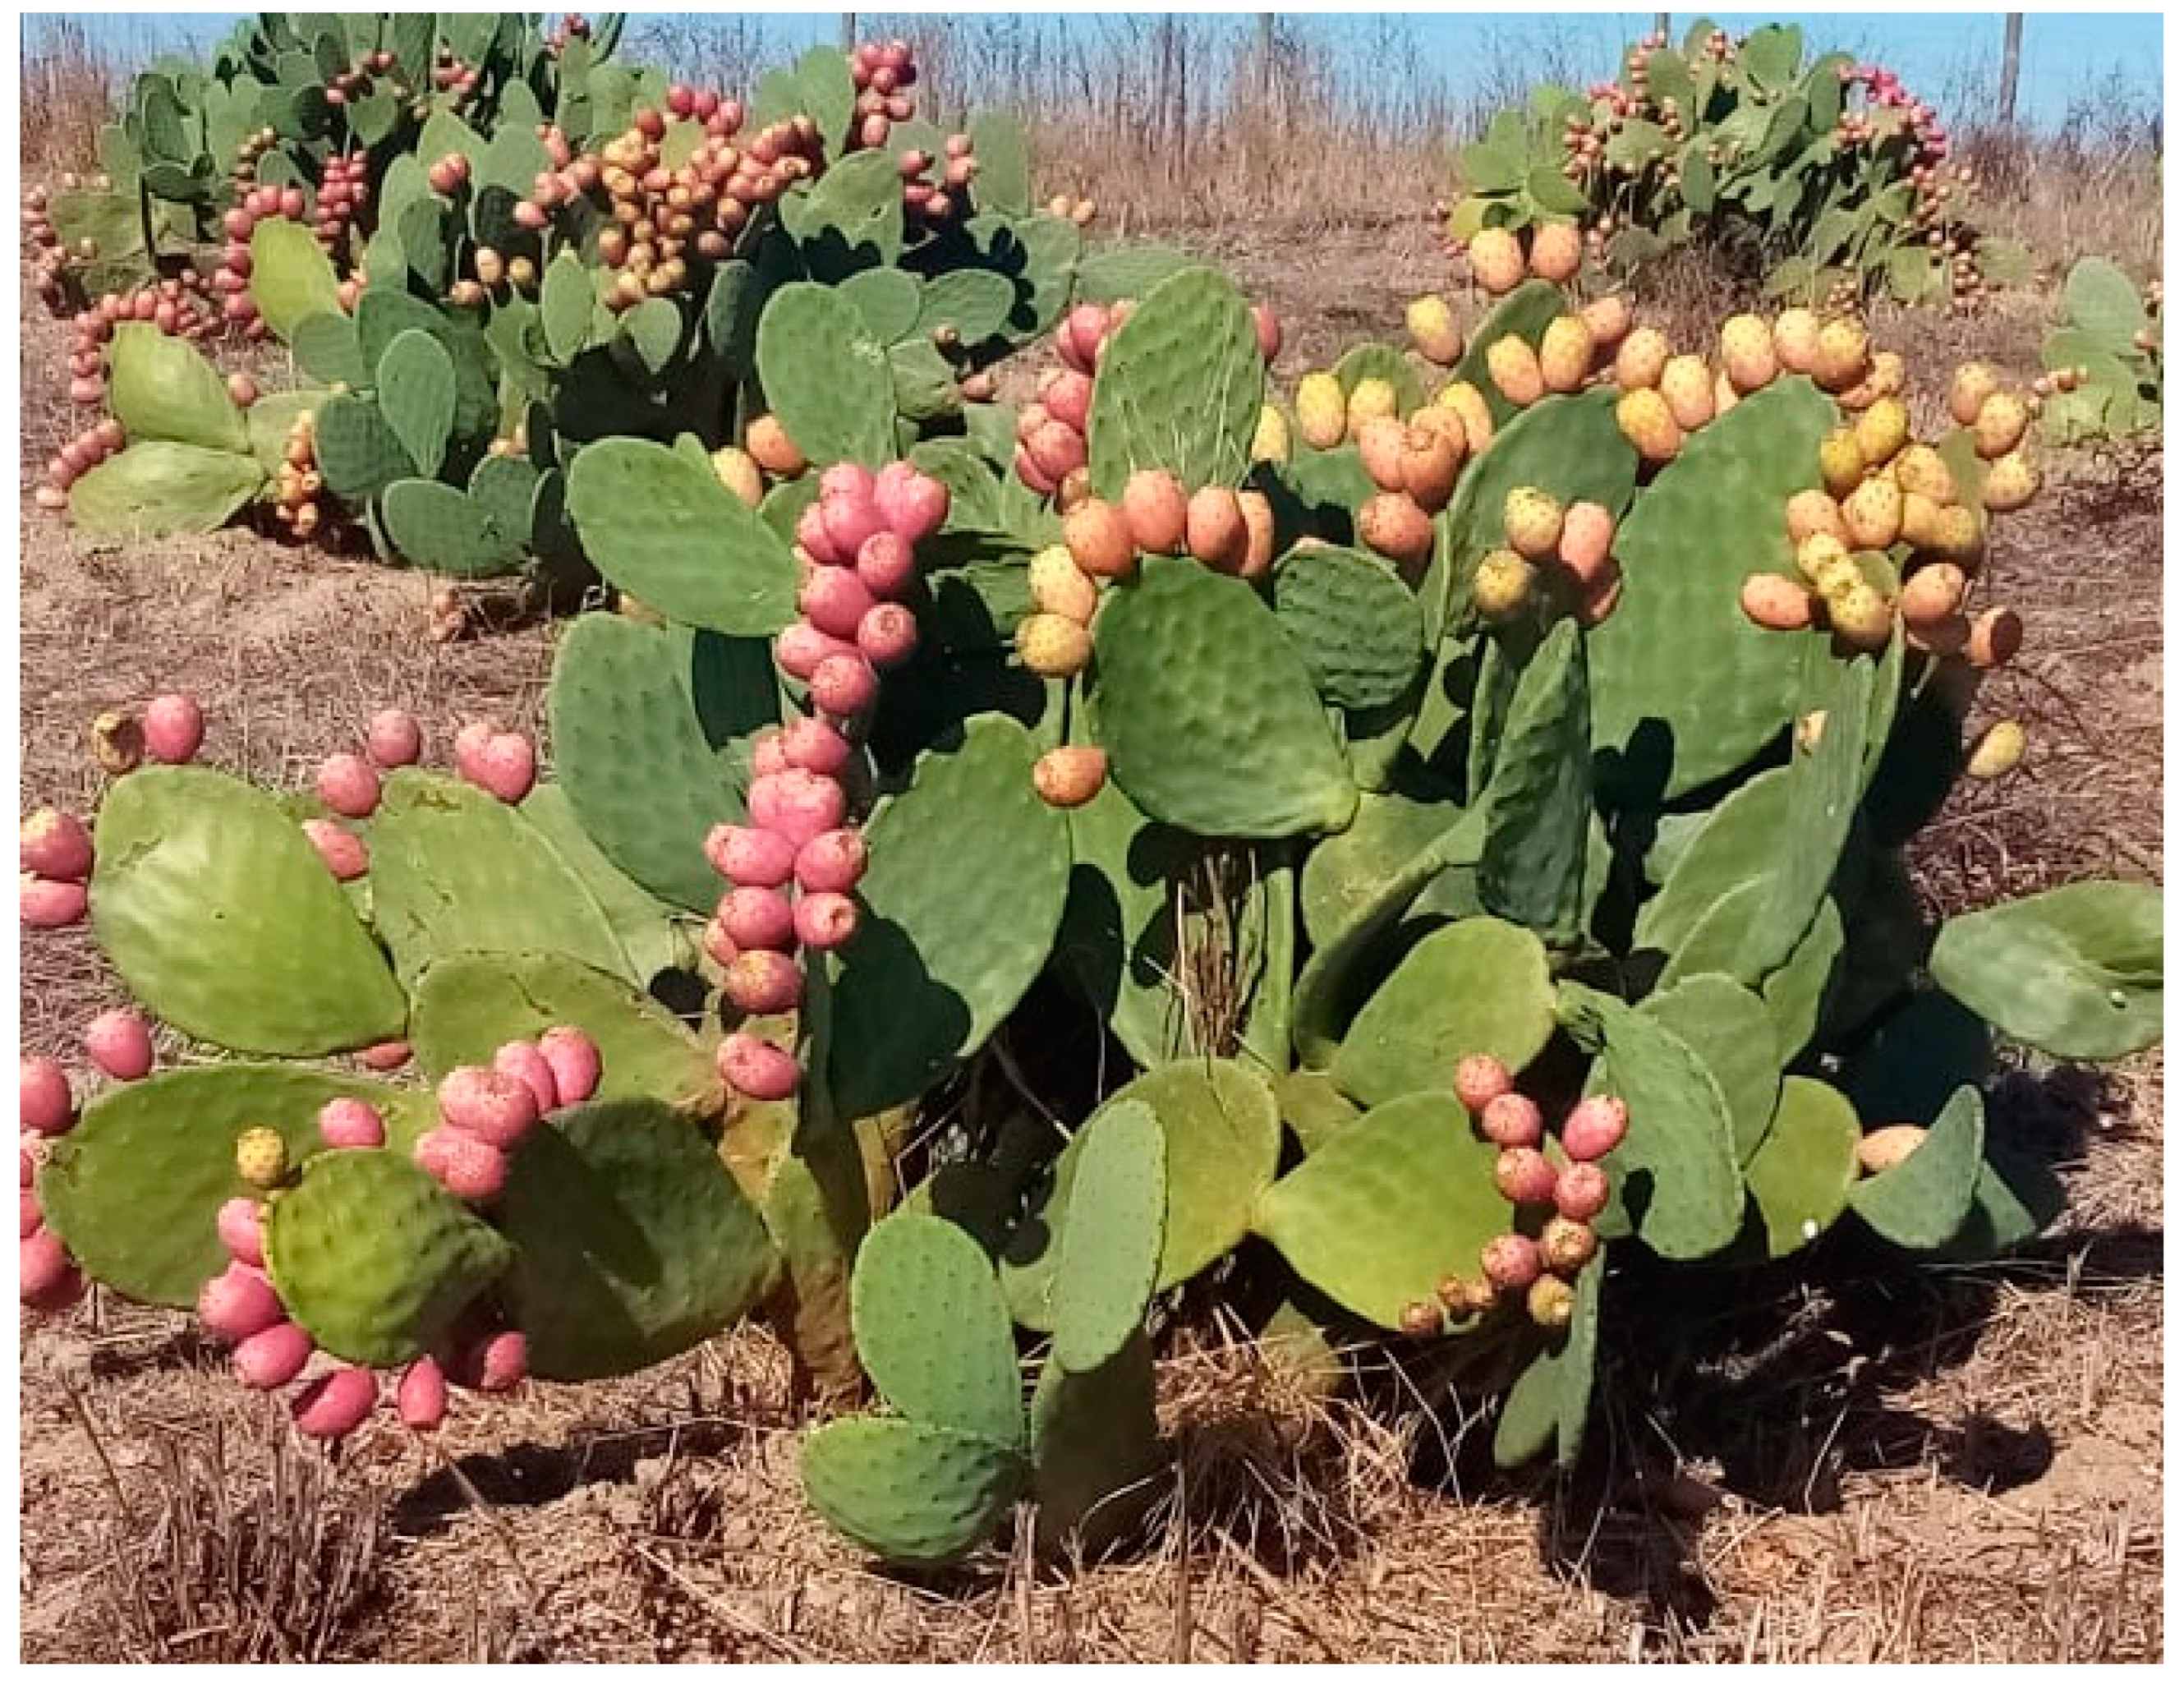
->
[1347,376,1400,435]
[710,445,764,507]
[1659,355,1714,430]
[1825,581,1895,651]
[1613,325,1671,390]
[1840,473,1904,549]
[1973,392,2031,460]
[1472,548,1535,621]
[1436,380,1495,456]
[1929,504,1984,568]
[1579,292,1632,351]
[1469,226,1527,296]
[1967,606,2023,669]
[1028,545,1101,624]
[1892,443,1957,504]
[1795,531,1851,586]
[1784,489,1847,545]
[235,1126,289,1190]
[1811,551,1869,600]
[1720,312,1777,393]
[1296,371,1348,449]
[1538,315,1596,393]
[1713,369,1741,416]
[1406,295,1464,366]
[1772,307,1823,375]
[1016,612,1093,677]
[1854,396,1910,468]
[1818,426,1866,498]
[1949,361,2000,427]
[1898,561,1968,629]
[1356,416,1409,493]
[1502,485,1566,560]
[1250,402,1291,462]
[1966,720,2026,780]
[1485,335,1545,407]
[1529,220,1584,283]
[1615,387,1683,463]
[1810,316,1870,393]
[1980,449,2040,512]
[1900,490,1945,551]
[1740,573,1816,631]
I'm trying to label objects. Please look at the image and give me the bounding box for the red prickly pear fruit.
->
[1013,447,1056,495]
[21,808,94,881]
[719,886,797,951]
[537,1027,601,1107]
[1561,1095,1629,1162]
[1063,497,1136,580]
[357,1038,412,1071]
[1023,418,1087,484]
[821,488,887,561]
[366,707,424,768]
[21,874,88,928]
[20,1146,34,1188]
[1039,368,1093,431]
[232,1320,314,1389]
[794,828,868,895]
[750,729,792,780]
[1057,303,1110,373]
[873,461,948,544]
[1539,1214,1598,1274]
[397,1356,448,1429]
[808,653,879,717]
[197,1261,284,1342]
[820,461,878,507]
[437,1065,538,1148]
[856,603,919,669]
[706,823,798,889]
[21,1229,80,1307]
[453,719,500,784]
[793,890,858,950]
[472,734,536,803]
[216,1196,266,1266]
[799,565,877,640]
[1251,301,1282,361]
[469,1329,529,1392]
[1453,1053,1514,1113]
[1121,471,1189,556]
[1480,1232,1543,1294]
[143,692,205,764]
[85,1009,155,1081]
[723,949,803,1015]
[21,1187,44,1238]
[717,1031,801,1101]
[1495,1146,1558,1206]
[316,1096,385,1151]
[854,531,920,598]
[415,1125,509,1203]
[1479,1092,1544,1149]
[775,621,859,683]
[315,752,381,817]
[21,1056,74,1137]
[493,1041,560,1116]
[1184,486,1249,573]
[291,1365,380,1439]
[1553,1161,1612,1222]
[301,818,368,881]
[779,717,853,777]
[796,501,844,567]
[748,769,848,850]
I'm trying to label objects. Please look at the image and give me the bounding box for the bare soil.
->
[16,227,2163,1662]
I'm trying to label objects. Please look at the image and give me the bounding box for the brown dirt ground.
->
[16,226,2164,1662]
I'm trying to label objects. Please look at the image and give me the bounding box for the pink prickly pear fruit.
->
[1539,1214,1598,1274]
[1454,1054,1514,1113]
[854,531,920,599]
[717,1031,801,1101]
[316,752,381,818]
[820,460,879,507]
[21,874,88,928]
[1014,445,1059,496]
[796,501,844,567]
[1478,1092,1544,1151]
[142,692,205,764]
[1032,745,1108,809]
[1495,1146,1559,1206]
[1552,1161,1613,1222]
[748,769,848,850]
[493,1042,560,1116]
[1480,1232,1543,1293]
[85,1009,155,1081]
[1251,301,1283,361]
[232,1319,315,1389]
[453,719,501,784]
[856,604,920,670]
[472,733,537,803]
[820,486,888,561]
[1356,417,1408,494]
[793,890,859,950]
[1740,574,1817,633]
[21,1056,74,1136]
[1023,418,1088,485]
[707,823,798,889]
[365,707,424,768]
[437,1065,538,1148]
[357,1039,412,1072]
[316,1096,385,1150]
[21,1187,44,1238]
[808,652,880,718]
[20,1229,80,1308]
[719,886,797,952]
[873,461,949,545]
[226,371,259,407]
[19,1146,32,1189]
[1038,369,1094,434]
[1579,292,1633,350]
[21,808,94,881]
[1185,488,1249,573]
[467,1329,530,1392]
[397,1356,449,1429]
[1057,303,1110,373]
[723,949,804,1016]
[1556,501,1616,588]
[794,828,868,895]
[291,1365,380,1439]
[779,717,853,778]
[197,1261,284,1342]
[1120,471,1189,557]
[1356,494,1435,570]
[414,1125,509,1203]
[301,818,368,881]
[216,1196,266,1266]
[537,1027,601,1107]
[799,565,877,640]
[775,622,858,682]
[1561,1094,1630,1162]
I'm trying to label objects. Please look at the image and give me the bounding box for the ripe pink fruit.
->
[1454,1053,1514,1114]
[873,461,948,544]
[723,949,803,1015]
[21,808,94,881]
[302,818,368,881]
[143,693,205,764]
[365,707,424,768]
[414,1125,509,1203]
[793,829,867,895]
[20,1229,78,1307]
[356,1038,412,1071]
[1480,1232,1543,1293]
[793,891,858,950]
[779,717,853,777]
[774,622,858,682]
[472,733,537,803]
[21,874,88,928]
[21,1188,43,1238]
[315,753,381,818]
[197,1261,283,1342]
[291,1365,379,1438]
[216,1197,266,1266]
[315,1096,384,1151]
[1251,301,1282,361]
[706,823,797,889]
[799,565,877,640]
[719,886,796,951]
[537,1027,601,1107]
[232,1320,313,1389]
[397,1355,448,1428]
[747,770,848,850]
[854,530,919,598]
[1038,368,1094,432]
[19,1146,34,1189]
[20,1056,73,1137]
[717,1031,800,1100]
[436,1065,538,1148]
[467,1328,530,1392]
[85,1009,154,1080]
[1057,303,1111,373]
[809,651,879,717]
[494,1042,560,1116]
[856,604,920,670]
[820,487,887,559]
[1553,1162,1612,1222]
[1479,1092,1543,1149]
[795,501,844,566]
[1494,1146,1558,1206]
[750,729,791,779]
[1561,1095,1629,1162]
[453,720,500,784]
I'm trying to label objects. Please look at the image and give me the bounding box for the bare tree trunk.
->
[840,14,858,54]
[1998,13,2024,129]
[1653,12,1671,42]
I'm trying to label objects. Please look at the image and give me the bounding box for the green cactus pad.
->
[850,1212,1024,1449]
[517,784,688,985]
[1928,881,2163,1061]
[265,1148,514,1366]
[1939,1149,2067,1262]
[497,1098,783,1379]
[375,328,458,480]
[243,389,324,480]
[563,437,802,636]
[1085,264,1264,499]
[1635,768,1792,955]
[1092,557,1358,840]
[917,269,1018,347]
[783,150,907,269]
[380,480,526,577]
[1276,1067,1364,1153]
[67,442,265,539]
[1588,379,1837,799]
[1492,1254,1602,1469]
[1331,917,1556,1108]
[1003,1061,1282,1329]
[1301,788,1470,949]
[1475,619,1590,946]
[827,715,1071,1120]
[801,1416,1025,1567]
[840,265,923,344]
[1250,1092,1508,1330]
[366,771,634,990]
[1051,1101,1167,1374]
[538,249,595,364]
[1846,1085,1986,1250]
[1271,544,1426,712]
[1740,1076,1860,1258]
[90,766,406,1054]
[548,614,754,915]
[753,282,897,469]
[248,214,342,338]
[1030,1333,1164,1558]
[37,1068,434,1309]
[105,323,247,453]
[410,952,721,1116]
[314,393,417,501]
[1639,973,1783,1163]
[1761,897,1844,1064]
[1451,279,1566,426]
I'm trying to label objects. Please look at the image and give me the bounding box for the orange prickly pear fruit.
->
[1949,361,2000,427]
[1840,473,1904,549]
[1613,325,1671,390]
[1898,561,1968,629]
[1810,316,1870,392]
[1973,393,2031,461]
[1436,380,1495,456]
[1406,294,1464,366]
[1980,449,2040,512]
[1356,416,1409,493]
[1740,573,1816,631]
[1469,226,1526,295]
[1529,220,1584,283]
[1784,489,1847,545]
[1771,307,1822,375]
[1615,387,1682,463]
[1538,315,1596,393]
[1659,354,1714,430]
[1720,312,1777,392]
[1579,292,1632,350]
[1485,335,1544,407]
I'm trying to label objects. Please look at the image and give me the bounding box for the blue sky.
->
[24,12,2164,131]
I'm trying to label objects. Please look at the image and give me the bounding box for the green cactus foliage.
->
[1029,1332,1164,1557]
[375,328,458,480]
[379,479,528,577]
[314,393,417,501]
[1638,974,1782,1162]
[1739,1076,1860,1258]
[1492,1253,1602,1469]
[67,442,265,539]
[1050,1100,1168,1374]
[1846,1084,1986,1250]
[248,215,341,338]
[516,784,689,985]
[90,766,407,1055]
[1271,544,1426,712]
[849,1211,1024,1450]
[105,323,248,453]
[800,1415,1026,1567]
[1331,917,1556,1108]
[1085,265,1264,499]
[1300,788,1469,950]
[1634,766,1791,955]
[265,1148,515,1366]
[1760,897,1845,1064]
[1275,1067,1364,1153]
[754,282,899,468]
[1475,619,1590,946]
[1928,881,2163,1061]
